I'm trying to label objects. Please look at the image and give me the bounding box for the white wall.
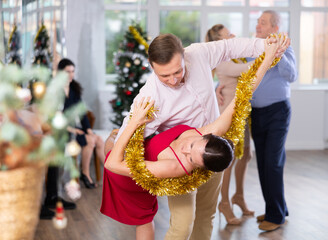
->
[287,88,328,150]
[66,0,105,128]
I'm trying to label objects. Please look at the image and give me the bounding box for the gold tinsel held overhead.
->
[129,26,149,52]
[125,52,280,196]
[225,53,280,159]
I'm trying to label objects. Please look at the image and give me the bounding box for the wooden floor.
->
[35,150,328,240]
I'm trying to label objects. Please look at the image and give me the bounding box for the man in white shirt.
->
[109,33,288,240]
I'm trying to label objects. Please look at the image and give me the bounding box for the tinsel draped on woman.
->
[100,34,288,240]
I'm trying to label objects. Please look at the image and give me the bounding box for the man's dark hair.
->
[148,33,184,66]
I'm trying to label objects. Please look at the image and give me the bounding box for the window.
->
[105,10,147,74]
[207,13,243,38]
[249,0,289,7]
[104,0,328,86]
[1,0,66,68]
[299,0,328,84]
[160,10,200,47]
[207,0,244,6]
[160,0,201,6]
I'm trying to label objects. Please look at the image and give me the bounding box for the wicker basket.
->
[0,163,46,240]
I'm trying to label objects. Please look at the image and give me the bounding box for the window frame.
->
[104,0,328,88]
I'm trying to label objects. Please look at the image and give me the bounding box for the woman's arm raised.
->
[199,34,288,136]
[104,97,154,176]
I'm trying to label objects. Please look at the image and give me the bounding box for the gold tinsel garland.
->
[125,52,280,196]
[232,58,247,64]
[34,25,46,43]
[225,53,280,159]
[129,26,149,52]
[8,24,17,51]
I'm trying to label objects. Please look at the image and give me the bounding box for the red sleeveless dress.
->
[100,125,198,225]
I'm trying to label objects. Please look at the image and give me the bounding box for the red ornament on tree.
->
[126,90,132,96]
[127,42,135,49]
[142,66,146,70]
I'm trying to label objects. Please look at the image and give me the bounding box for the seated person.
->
[58,58,105,189]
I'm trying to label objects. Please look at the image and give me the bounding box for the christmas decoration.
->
[32,81,46,99]
[52,201,67,229]
[226,34,282,159]
[65,139,81,157]
[33,24,52,69]
[15,87,32,103]
[110,23,151,126]
[6,24,22,66]
[64,179,81,201]
[52,111,68,130]
[124,52,281,196]
[0,64,86,179]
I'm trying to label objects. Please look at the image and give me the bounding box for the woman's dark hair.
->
[202,134,234,172]
[57,58,83,97]
[148,33,184,66]
[57,58,75,70]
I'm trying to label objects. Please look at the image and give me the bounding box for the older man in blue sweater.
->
[251,10,297,231]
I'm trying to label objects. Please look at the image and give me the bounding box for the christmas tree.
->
[33,24,52,69]
[6,24,22,67]
[110,23,151,126]
[31,24,53,103]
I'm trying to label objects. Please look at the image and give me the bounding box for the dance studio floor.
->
[35,150,328,240]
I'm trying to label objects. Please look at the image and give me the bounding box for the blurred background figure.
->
[58,58,105,189]
[205,24,255,225]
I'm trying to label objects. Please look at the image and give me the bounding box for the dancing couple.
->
[101,32,289,240]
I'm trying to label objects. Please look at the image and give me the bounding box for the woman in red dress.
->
[101,35,286,240]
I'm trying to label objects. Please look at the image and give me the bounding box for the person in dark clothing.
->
[59,58,105,189]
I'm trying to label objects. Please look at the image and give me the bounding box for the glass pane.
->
[26,0,37,11]
[207,0,244,6]
[105,10,147,74]
[160,10,200,47]
[2,0,20,8]
[2,0,10,8]
[53,10,63,58]
[38,0,61,6]
[249,0,289,7]
[300,12,328,84]
[302,0,328,7]
[3,12,15,50]
[42,0,52,6]
[104,0,147,4]
[249,11,289,38]
[22,12,37,66]
[160,0,201,6]
[207,13,243,39]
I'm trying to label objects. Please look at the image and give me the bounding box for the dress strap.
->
[194,128,203,136]
[169,146,191,176]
